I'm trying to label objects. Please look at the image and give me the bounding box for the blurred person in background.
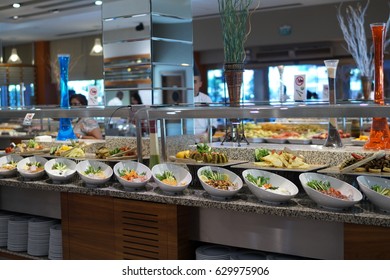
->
[70,94,103,139]
[193,65,217,139]
[107,91,124,106]
[130,91,143,105]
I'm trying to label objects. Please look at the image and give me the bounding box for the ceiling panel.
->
[0,0,350,45]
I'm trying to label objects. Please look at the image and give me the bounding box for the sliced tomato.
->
[351,153,364,160]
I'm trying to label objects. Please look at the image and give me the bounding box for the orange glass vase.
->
[364,23,390,150]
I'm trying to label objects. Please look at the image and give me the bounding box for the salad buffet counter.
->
[1,105,390,260]
[0,135,390,260]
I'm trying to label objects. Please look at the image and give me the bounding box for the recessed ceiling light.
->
[12,3,21,8]
[12,15,19,20]
[95,1,103,5]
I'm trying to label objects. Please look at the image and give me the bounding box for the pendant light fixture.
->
[90,38,103,56]
[7,48,22,63]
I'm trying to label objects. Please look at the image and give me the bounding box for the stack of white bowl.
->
[195,244,235,260]
[48,224,63,260]
[27,217,58,256]
[0,211,16,247]
[230,249,267,260]
[7,215,32,252]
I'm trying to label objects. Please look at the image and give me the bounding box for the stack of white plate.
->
[195,245,235,260]
[0,211,16,247]
[266,252,306,260]
[7,215,32,252]
[230,250,267,260]
[27,217,58,256]
[48,224,63,260]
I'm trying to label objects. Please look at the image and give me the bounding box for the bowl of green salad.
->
[357,175,390,213]
[76,160,113,187]
[44,158,77,183]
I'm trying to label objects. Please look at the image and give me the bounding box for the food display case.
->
[0,103,390,260]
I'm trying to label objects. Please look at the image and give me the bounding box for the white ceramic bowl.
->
[76,160,113,187]
[197,166,243,199]
[114,160,152,190]
[356,175,390,213]
[242,169,299,204]
[299,172,362,210]
[17,156,48,180]
[151,163,192,194]
[44,158,77,183]
[0,154,24,177]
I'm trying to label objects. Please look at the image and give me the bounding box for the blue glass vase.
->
[56,54,77,141]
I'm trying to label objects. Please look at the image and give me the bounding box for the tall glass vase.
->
[56,54,77,141]
[364,23,390,150]
[323,59,343,148]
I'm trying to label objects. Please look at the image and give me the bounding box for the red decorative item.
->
[364,23,390,150]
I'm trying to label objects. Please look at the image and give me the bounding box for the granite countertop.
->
[1,174,389,228]
[6,137,389,228]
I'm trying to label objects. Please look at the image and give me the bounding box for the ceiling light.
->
[7,48,22,64]
[95,1,103,5]
[90,38,103,56]
[13,3,21,8]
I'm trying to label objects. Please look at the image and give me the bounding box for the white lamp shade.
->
[8,48,22,63]
[90,38,103,56]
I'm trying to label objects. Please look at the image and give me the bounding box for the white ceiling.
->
[0,0,351,46]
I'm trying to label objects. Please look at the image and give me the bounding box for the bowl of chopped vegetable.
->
[242,169,298,204]
[197,166,243,199]
[151,163,192,194]
[0,154,23,177]
[17,155,48,180]
[299,172,362,210]
[114,160,152,190]
[44,158,77,183]
[76,160,113,187]
[356,175,390,213]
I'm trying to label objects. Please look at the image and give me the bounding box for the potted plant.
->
[218,0,258,106]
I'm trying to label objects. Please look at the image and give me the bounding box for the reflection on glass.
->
[323,59,342,148]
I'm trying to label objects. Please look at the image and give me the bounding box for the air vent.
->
[253,43,333,62]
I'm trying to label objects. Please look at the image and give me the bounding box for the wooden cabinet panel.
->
[61,193,116,260]
[115,199,177,259]
[344,223,390,260]
[61,193,192,260]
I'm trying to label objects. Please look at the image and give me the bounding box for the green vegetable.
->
[27,139,38,149]
[156,170,175,181]
[52,162,68,171]
[50,146,58,155]
[196,143,212,154]
[245,174,278,189]
[26,162,42,168]
[200,169,227,181]
[118,168,146,177]
[110,148,121,155]
[254,148,269,162]
[84,165,102,175]
[307,180,331,191]
[371,185,390,196]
